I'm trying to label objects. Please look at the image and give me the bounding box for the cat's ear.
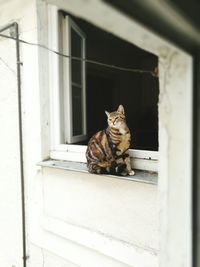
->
[105,110,110,117]
[117,105,125,114]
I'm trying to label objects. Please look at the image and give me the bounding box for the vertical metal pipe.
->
[0,22,27,267]
[14,22,27,267]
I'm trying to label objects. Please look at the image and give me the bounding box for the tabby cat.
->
[86,105,135,176]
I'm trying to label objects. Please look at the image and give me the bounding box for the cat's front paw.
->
[129,170,135,176]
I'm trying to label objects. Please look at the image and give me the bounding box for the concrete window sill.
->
[38,160,158,185]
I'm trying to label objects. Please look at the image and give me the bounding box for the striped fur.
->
[86,105,134,176]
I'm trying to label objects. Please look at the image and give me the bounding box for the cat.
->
[86,105,135,176]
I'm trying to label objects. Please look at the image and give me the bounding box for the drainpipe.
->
[0,22,27,267]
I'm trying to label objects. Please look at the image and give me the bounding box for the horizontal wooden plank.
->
[42,216,158,267]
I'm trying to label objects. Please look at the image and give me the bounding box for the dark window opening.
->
[64,13,159,151]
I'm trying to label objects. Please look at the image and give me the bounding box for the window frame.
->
[48,5,158,173]
[62,15,87,144]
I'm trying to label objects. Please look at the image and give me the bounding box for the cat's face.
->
[105,105,126,129]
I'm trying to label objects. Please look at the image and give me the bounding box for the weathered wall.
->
[0,0,39,266]
[30,168,158,267]
[0,27,23,267]
[0,0,48,266]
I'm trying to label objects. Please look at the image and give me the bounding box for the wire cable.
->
[0,33,158,77]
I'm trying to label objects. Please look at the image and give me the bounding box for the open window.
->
[62,16,87,144]
[48,7,159,172]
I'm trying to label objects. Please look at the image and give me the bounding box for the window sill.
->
[38,160,158,185]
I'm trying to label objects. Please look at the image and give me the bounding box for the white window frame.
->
[48,5,158,172]
[62,15,87,144]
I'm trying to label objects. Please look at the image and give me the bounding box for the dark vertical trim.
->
[193,49,200,267]
[0,22,27,267]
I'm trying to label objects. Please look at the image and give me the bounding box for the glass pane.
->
[71,28,82,58]
[72,59,82,85]
[71,28,83,85]
[72,85,83,136]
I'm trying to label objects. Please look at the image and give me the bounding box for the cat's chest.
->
[116,131,130,153]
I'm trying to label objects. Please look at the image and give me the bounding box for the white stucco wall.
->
[30,168,158,267]
[0,0,193,267]
[0,28,23,267]
[0,0,42,266]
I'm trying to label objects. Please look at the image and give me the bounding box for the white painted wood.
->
[131,158,158,172]
[50,145,158,171]
[50,150,158,171]
[42,216,158,267]
[62,15,87,144]
[49,9,87,146]
[30,166,158,267]
[50,150,87,162]
[129,149,158,160]
[53,144,159,160]
[31,233,134,267]
[38,160,158,184]
[48,4,63,148]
